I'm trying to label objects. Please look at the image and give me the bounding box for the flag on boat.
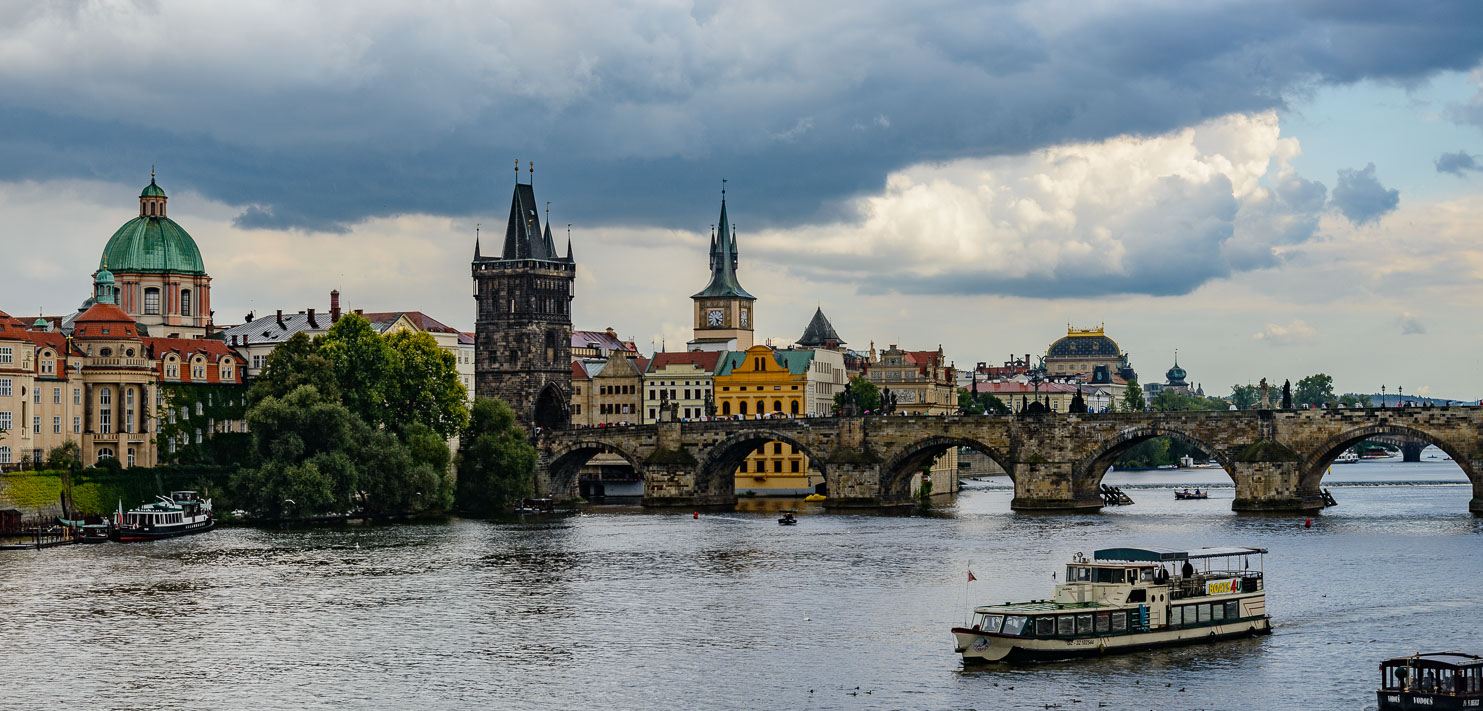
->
[967,570,977,582]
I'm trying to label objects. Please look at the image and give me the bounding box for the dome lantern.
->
[139,169,167,218]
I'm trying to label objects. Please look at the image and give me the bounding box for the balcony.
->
[86,357,152,370]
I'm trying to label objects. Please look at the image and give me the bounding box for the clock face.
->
[707,309,725,326]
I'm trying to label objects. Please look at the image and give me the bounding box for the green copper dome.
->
[99,216,205,275]
[140,178,167,197]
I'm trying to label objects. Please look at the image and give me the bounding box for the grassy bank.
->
[0,467,236,516]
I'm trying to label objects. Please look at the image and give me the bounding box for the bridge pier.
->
[822,462,913,508]
[1401,441,1425,462]
[1009,461,1102,513]
[1471,463,1483,517]
[1230,455,1322,513]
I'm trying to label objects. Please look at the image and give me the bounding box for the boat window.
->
[1002,616,1028,636]
[1140,568,1154,582]
[1212,602,1226,622]
[1127,588,1146,603]
[1076,614,1093,635]
[1034,617,1052,636]
[1198,604,1212,623]
[1225,601,1240,620]
[1095,568,1117,584]
[978,614,1003,633]
[1169,606,1183,626]
[1095,613,1110,633]
[1056,616,1073,636]
[1076,567,1090,582]
[1110,612,1127,632]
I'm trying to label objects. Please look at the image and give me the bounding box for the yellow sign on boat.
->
[1207,578,1241,595]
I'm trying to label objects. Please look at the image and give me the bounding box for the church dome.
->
[100,179,205,275]
[1166,363,1187,385]
[1047,329,1121,359]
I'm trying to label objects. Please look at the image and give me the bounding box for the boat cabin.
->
[1379,652,1483,708]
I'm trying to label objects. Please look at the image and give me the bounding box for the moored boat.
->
[952,546,1270,663]
[1174,489,1209,500]
[111,491,214,542]
[1336,450,1360,464]
[1378,652,1482,710]
[778,511,798,526]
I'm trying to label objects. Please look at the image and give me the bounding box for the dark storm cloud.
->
[1330,163,1400,226]
[1435,150,1480,175]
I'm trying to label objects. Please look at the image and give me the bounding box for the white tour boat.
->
[112,491,214,542]
[1336,450,1360,464]
[952,546,1270,663]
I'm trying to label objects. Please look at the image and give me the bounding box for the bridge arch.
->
[545,439,646,498]
[1301,423,1478,492]
[695,428,829,499]
[1076,426,1237,497]
[880,436,1011,502]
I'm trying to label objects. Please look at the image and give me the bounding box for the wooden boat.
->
[952,546,1270,663]
[1174,490,1209,500]
[778,511,798,526]
[1378,652,1482,709]
[111,491,214,542]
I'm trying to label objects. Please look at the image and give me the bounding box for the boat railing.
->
[1168,570,1264,600]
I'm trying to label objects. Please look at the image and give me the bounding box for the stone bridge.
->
[536,407,1483,514]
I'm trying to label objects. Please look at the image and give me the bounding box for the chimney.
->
[308,308,318,328]
[330,290,341,322]
[276,309,285,328]
[354,308,363,316]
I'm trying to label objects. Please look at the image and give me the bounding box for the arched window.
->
[774,400,783,412]
[180,289,192,316]
[96,447,114,462]
[722,401,731,415]
[127,448,136,467]
[791,400,800,415]
[739,401,748,415]
[144,288,161,315]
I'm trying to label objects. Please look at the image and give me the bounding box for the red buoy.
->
[693,511,699,519]
[1304,518,1312,528]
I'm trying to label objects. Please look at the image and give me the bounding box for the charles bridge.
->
[537,406,1483,514]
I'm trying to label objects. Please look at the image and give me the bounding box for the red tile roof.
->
[646,351,723,373]
[73,303,140,339]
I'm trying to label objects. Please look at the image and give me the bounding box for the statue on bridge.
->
[1259,378,1271,410]
[1282,379,1293,410]
[1069,387,1088,414]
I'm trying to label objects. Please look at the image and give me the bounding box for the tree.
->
[957,388,1011,415]
[455,397,536,514]
[318,314,394,429]
[1122,378,1146,412]
[1230,384,1260,410]
[47,441,83,473]
[233,385,362,518]
[1294,373,1336,408]
[833,375,881,414]
[383,330,470,439]
[247,332,339,407]
[1338,393,1371,409]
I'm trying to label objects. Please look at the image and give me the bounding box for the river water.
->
[2,454,1479,710]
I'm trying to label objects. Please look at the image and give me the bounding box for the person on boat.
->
[1181,561,1195,579]
[1421,671,1436,692]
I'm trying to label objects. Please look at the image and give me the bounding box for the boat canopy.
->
[1381,652,1483,668]
[1094,546,1266,562]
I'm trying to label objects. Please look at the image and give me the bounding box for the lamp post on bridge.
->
[1381,384,1386,408]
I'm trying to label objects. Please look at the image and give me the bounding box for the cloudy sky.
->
[3,0,1482,399]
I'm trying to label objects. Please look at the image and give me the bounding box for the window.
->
[2,411,13,431]
[33,416,40,433]
[1036,618,1055,636]
[73,388,80,405]
[196,402,203,416]
[33,387,41,403]
[773,460,782,473]
[791,460,800,473]
[180,289,192,316]
[1225,601,1239,620]
[144,288,161,315]
[0,346,10,364]
[1170,606,1184,627]
[53,387,60,404]
[53,416,61,434]
[1002,616,1028,636]
[41,358,53,374]
[1111,612,1128,632]
[73,416,80,433]
[0,378,10,397]
[1211,601,1226,621]
[1197,604,1211,623]
[1077,614,1093,635]
[0,446,9,463]
[1056,616,1074,636]
[773,442,783,454]
[195,428,202,444]
[96,447,113,462]
[973,614,1004,633]
[127,448,136,467]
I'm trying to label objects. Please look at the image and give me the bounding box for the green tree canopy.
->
[1294,373,1336,407]
[957,387,1010,415]
[456,397,537,515]
[318,314,395,429]
[833,375,882,414]
[1122,378,1146,412]
[1229,384,1260,410]
[247,332,339,407]
[383,330,469,439]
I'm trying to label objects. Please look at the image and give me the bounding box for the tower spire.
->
[474,223,481,259]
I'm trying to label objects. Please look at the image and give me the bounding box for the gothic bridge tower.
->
[472,167,575,430]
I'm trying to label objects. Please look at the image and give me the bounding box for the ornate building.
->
[688,191,755,351]
[1044,325,1137,382]
[96,175,214,339]
[472,175,575,430]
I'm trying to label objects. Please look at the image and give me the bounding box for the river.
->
[2,453,1479,710]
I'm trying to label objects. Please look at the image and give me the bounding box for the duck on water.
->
[952,546,1270,663]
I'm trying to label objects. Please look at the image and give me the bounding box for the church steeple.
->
[691,187,753,299]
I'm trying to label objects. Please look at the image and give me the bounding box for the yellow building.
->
[714,345,820,495]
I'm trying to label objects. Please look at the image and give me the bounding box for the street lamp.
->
[1381,385,1386,408]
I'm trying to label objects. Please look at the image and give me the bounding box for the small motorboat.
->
[803,493,827,502]
[778,511,798,526]
[79,523,111,543]
[1378,651,1482,709]
[1174,489,1209,500]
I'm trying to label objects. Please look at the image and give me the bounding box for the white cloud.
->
[1252,320,1317,346]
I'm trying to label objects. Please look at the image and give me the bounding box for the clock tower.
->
[689,189,755,351]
